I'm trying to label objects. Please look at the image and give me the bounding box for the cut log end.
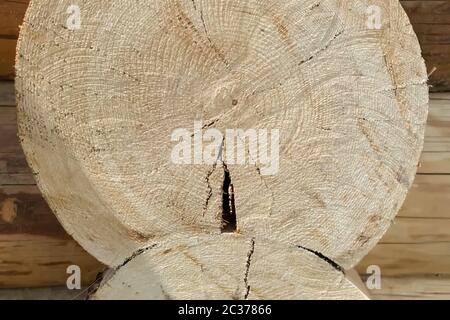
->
[16,0,428,299]
[90,235,370,300]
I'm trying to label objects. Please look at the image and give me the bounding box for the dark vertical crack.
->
[196,5,230,67]
[297,245,343,273]
[221,163,237,233]
[203,164,217,216]
[244,238,255,299]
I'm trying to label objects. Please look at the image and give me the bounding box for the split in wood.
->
[221,164,237,233]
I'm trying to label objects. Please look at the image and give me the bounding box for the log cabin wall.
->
[0,0,26,80]
[0,0,450,298]
[401,1,450,91]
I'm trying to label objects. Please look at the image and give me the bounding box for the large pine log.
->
[16,0,428,299]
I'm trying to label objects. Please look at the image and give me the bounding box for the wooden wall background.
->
[0,0,450,299]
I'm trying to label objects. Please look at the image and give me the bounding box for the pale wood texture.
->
[15,0,427,299]
[0,0,446,300]
[0,1,446,300]
[357,93,450,299]
[92,235,369,300]
[2,0,450,90]
[0,81,104,288]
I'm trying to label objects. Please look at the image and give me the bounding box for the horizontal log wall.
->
[0,0,27,80]
[401,1,450,91]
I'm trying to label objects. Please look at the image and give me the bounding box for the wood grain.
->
[0,39,16,80]
[0,88,448,296]
[93,235,369,300]
[0,82,104,288]
[14,0,428,299]
[401,1,450,91]
[1,0,450,90]
[0,0,29,39]
[0,81,15,106]
[0,1,449,298]
[359,275,450,300]
[2,83,448,291]
[0,184,104,288]
[356,94,450,299]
